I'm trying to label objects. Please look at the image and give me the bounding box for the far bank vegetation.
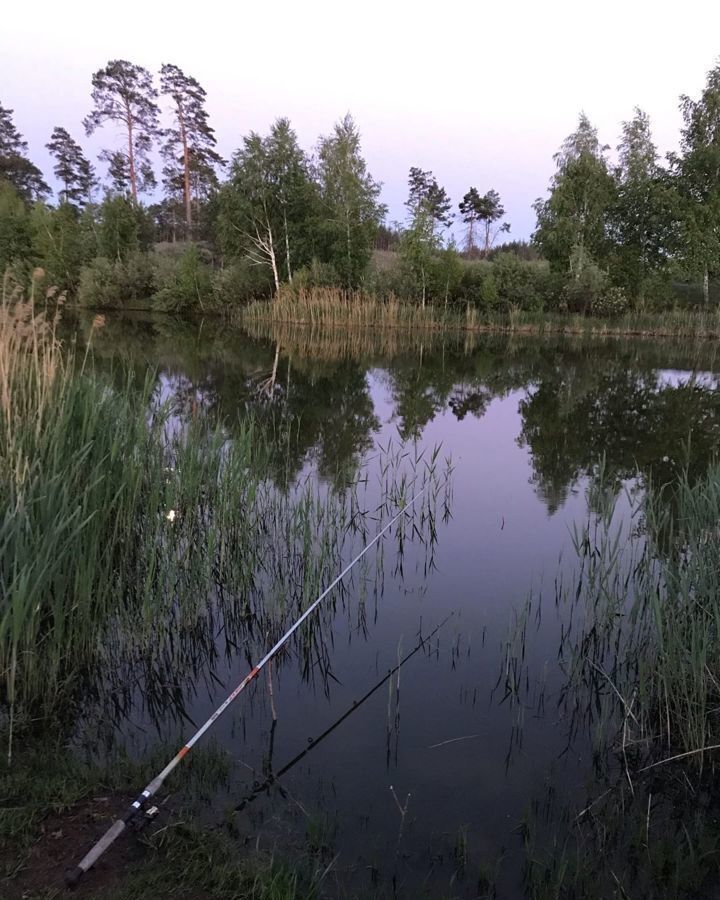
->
[2,59,720,328]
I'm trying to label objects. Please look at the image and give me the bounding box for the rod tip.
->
[65,865,84,889]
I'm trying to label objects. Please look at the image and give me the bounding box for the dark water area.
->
[63,313,720,897]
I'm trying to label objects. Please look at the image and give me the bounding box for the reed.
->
[551,459,720,766]
[0,277,450,759]
[240,287,472,333]
[505,460,720,898]
[239,286,720,341]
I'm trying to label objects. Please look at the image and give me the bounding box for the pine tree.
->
[84,60,160,202]
[459,188,510,256]
[46,126,95,206]
[0,102,49,201]
[405,167,453,231]
[160,63,224,234]
[99,149,131,194]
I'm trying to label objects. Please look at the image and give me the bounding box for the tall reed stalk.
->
[0,276,450,760]
[557,461,720,764]
[239,286,720,340]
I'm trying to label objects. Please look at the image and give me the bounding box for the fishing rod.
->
[66,487,426,888]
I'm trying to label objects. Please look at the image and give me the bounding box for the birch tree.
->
[670,63,720,305]
[611,108,675,300]
[317,113,386,287]
[400,167,452,306]
[84,60,160,202]
[216,119,316,293]
[533,114,615,274]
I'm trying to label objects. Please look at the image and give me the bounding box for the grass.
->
[0,274,452,898]
[0,737,326,900]
[240,287,467,332]
[498,458,720,898]
[557,460,720,762]
[0,271,448,730]
[239,286,720,340]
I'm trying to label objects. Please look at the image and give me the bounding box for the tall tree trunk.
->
[703,265,710,305]
[465,220,475,255]
[267,222,280,295]
[126,106,137,203]
[283,210,292,283]
[180,111,192,233]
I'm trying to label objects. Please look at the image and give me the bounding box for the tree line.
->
[2,57,720,311]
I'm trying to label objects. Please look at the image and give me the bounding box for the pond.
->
[62,314,720,897]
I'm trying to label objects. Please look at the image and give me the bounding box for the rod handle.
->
[65,865,84,888]
[66,818,127,887]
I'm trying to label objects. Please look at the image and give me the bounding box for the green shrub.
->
[366,263,406,301]
[533,267,567,312]
[78,252,155,308]
[96,196,153,262]
[0,182,32,274]
[563,260,607,314]
[592,286,630,318]
[637,273,676,310]
[457,263,501,309]
[493,253,545,311]
[292,259,338,291]
[30,203,88,292]
[152,244,213,312]
[426,247,464,305]
[212,259,274,307]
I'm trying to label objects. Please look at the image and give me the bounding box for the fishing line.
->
[66,486,426,887]
[234,614,452,813]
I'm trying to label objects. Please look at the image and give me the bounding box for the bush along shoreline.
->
[4,57,720,327]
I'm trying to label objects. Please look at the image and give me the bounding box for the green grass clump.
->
[0,279,417,742]
[0,737,322,899]
[507,459,720,899]
[0,283,270,729]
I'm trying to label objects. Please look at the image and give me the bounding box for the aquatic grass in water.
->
[0,281,449,761]
[555,462,720,764]
[501,461,720,897]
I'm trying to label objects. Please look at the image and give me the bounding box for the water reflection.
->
[61,312,720,897]
[72,312,720,513]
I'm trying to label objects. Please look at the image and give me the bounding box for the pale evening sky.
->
[2,0,720,239]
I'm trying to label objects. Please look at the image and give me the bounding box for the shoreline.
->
[237,309,720,341]
[61,296,720,342]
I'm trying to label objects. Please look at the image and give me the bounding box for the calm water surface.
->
[68,315,720,898]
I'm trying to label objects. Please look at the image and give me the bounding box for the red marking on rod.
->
[178,746,190,759]
[248,666,260,680]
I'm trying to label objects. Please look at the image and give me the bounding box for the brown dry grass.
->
[238,286,720,342]
[0,270,67,482]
